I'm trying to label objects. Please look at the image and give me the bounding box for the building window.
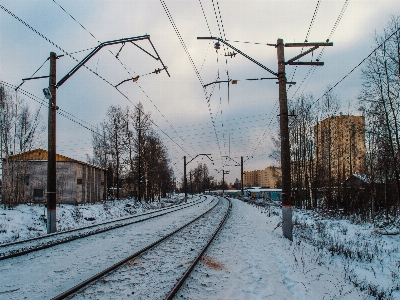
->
[33,189,44,198]
[77,178,83,184]
[20,175,29,186]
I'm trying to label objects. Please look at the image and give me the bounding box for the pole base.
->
[47,209,57,234]
[282,205,293,241]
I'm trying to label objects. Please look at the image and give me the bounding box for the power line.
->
[289,0,350,99]
[310,24,400,108]
[1,4,193,158]
[52,0,192,155]
[287,0,321,89]
[198,0,212,36]
[159,0,225,160]
[1,80,99,134]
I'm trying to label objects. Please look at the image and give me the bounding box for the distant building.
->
[243,166,281,188]
[314,115,366,183]
[2,149,107,205]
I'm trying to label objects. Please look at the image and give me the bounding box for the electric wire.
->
[0,5,192,159]
[159,0,226,164]
[198,0,212,36]
[309,24,400,108]
[51,0,194,157]
[289,0,350,99]
[287,0,321,90]
[1,80,99,134]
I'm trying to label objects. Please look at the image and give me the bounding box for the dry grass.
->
[200,256,227,270]
[180,256,226,270]
[126,259,142,268]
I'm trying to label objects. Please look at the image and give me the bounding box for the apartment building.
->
[243,166,281,188]
[313,115,366,183]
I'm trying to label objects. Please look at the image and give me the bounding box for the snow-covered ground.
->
[0,196,184,244]
[1,195,399,299]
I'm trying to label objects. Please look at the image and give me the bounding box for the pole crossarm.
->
[284,42,333,47]
[222,155,240,166]
[186,153,213,165]
[21,75,51,81]
[287,61,324,66]
[286,46,319,64]
[203,80,231,88]
[284,42,333,66]
[57,35,169,87]
[197,36,278,77]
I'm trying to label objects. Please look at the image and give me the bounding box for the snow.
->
[177,198,365,299]
[0,197,180,244]
[1,195,399,299]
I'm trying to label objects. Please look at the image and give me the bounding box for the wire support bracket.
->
[197,36,278,77]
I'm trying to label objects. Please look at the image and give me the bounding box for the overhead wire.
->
[1,80,99,134]
[289,0,350,99]
[158,0,226,167]
[287,0,321,90]
[159,0,226,164]
[309,24,400,109]
[51,0,195,157]
[0,4,192,159]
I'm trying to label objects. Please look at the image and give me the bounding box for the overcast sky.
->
[1,0,399,183]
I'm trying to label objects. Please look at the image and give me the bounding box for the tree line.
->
[0,85,45,208]
[282,16,400,222]
[90,102,174,201]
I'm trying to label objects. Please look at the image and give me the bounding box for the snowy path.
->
[176,198,367,300]
[0,196,216,299]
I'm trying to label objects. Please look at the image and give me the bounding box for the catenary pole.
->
[222,170,225,196]
[184,156,187,201]
[277,39,292,241]
[241,156,244,196]
[190,171,193,197]
[197,36,332,240]
[47,52,57,234]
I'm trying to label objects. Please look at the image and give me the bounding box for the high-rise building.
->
[313,115,366,183]
[243,166,281,188]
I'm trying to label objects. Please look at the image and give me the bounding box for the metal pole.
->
[184,156,187,201]
[47,52,57,234]
[222,170,225,196]
[241,156,244,196]
[277,39,292,241]
[138,114,141,202]
[190,171,192,197]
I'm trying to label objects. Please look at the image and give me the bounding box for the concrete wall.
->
[3,160,105,205]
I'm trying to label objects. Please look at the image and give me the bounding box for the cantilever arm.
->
[197,37,278,77]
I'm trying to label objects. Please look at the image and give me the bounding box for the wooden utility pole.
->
[277,39,292,241]
[197,36,332,240]
[278,39,333,240]
[47,52,57,234]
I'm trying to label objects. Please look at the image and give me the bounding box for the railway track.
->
[0,195,209,260]
[51,197,231,299]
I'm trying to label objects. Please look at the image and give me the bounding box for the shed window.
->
[77,178,83,184]
[33,189,44,198]
[20,175,29,185]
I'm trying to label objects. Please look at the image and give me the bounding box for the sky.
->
[0,0,399,184]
